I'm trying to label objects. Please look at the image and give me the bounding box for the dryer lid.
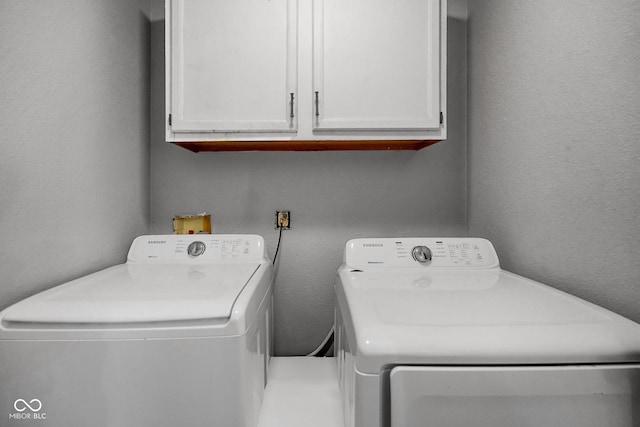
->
[2,263,262,326]
[338,268,640,372]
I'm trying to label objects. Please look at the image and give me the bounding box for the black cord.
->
[272,226,283,265]
[315,331,334,357]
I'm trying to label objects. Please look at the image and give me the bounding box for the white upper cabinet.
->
[166,0,446,151]
[312,0,441,131]
[168,0,297,133]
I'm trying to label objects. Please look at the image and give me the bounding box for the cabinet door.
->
[312,0,441,131]
[169,0,297,133]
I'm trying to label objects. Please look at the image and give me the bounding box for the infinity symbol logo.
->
[14,399,42,412]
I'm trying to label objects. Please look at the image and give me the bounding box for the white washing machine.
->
[0,234,273,427]
[335,237,640,427]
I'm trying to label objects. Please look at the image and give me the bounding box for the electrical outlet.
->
[275,211,291,230]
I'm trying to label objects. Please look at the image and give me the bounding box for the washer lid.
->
[338,268,640,372]
[2,263,262,326]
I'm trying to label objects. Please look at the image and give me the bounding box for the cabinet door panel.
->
[170,0,297,132]
[313,0,440,131]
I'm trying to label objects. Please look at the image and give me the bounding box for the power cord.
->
[271,214,333,357]
[306,326,335,357]
[272,226,283,266]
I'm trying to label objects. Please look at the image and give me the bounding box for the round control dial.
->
[411,245,432,264]
[187,241,206,257]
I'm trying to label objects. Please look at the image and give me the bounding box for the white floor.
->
[257,357,344,427]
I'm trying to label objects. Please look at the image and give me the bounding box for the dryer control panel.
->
[344,238,500,269]
[127,234,266,263]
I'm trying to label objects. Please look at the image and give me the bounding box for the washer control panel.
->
[127,234,266,263]
[345,238,499,269]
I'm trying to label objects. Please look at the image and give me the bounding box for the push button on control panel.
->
[187,241,206,257]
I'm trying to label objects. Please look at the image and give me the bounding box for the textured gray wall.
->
[0,1,150,310]
[150,0,469,355]
[467,1,640,322]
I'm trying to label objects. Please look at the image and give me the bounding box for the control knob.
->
[411,245,432,264]
[187,241,206,257]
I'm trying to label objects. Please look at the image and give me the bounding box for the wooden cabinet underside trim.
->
[174,140,441,152]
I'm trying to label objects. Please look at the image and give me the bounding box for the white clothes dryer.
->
[335,237,640,427]
[0,234,273,427]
